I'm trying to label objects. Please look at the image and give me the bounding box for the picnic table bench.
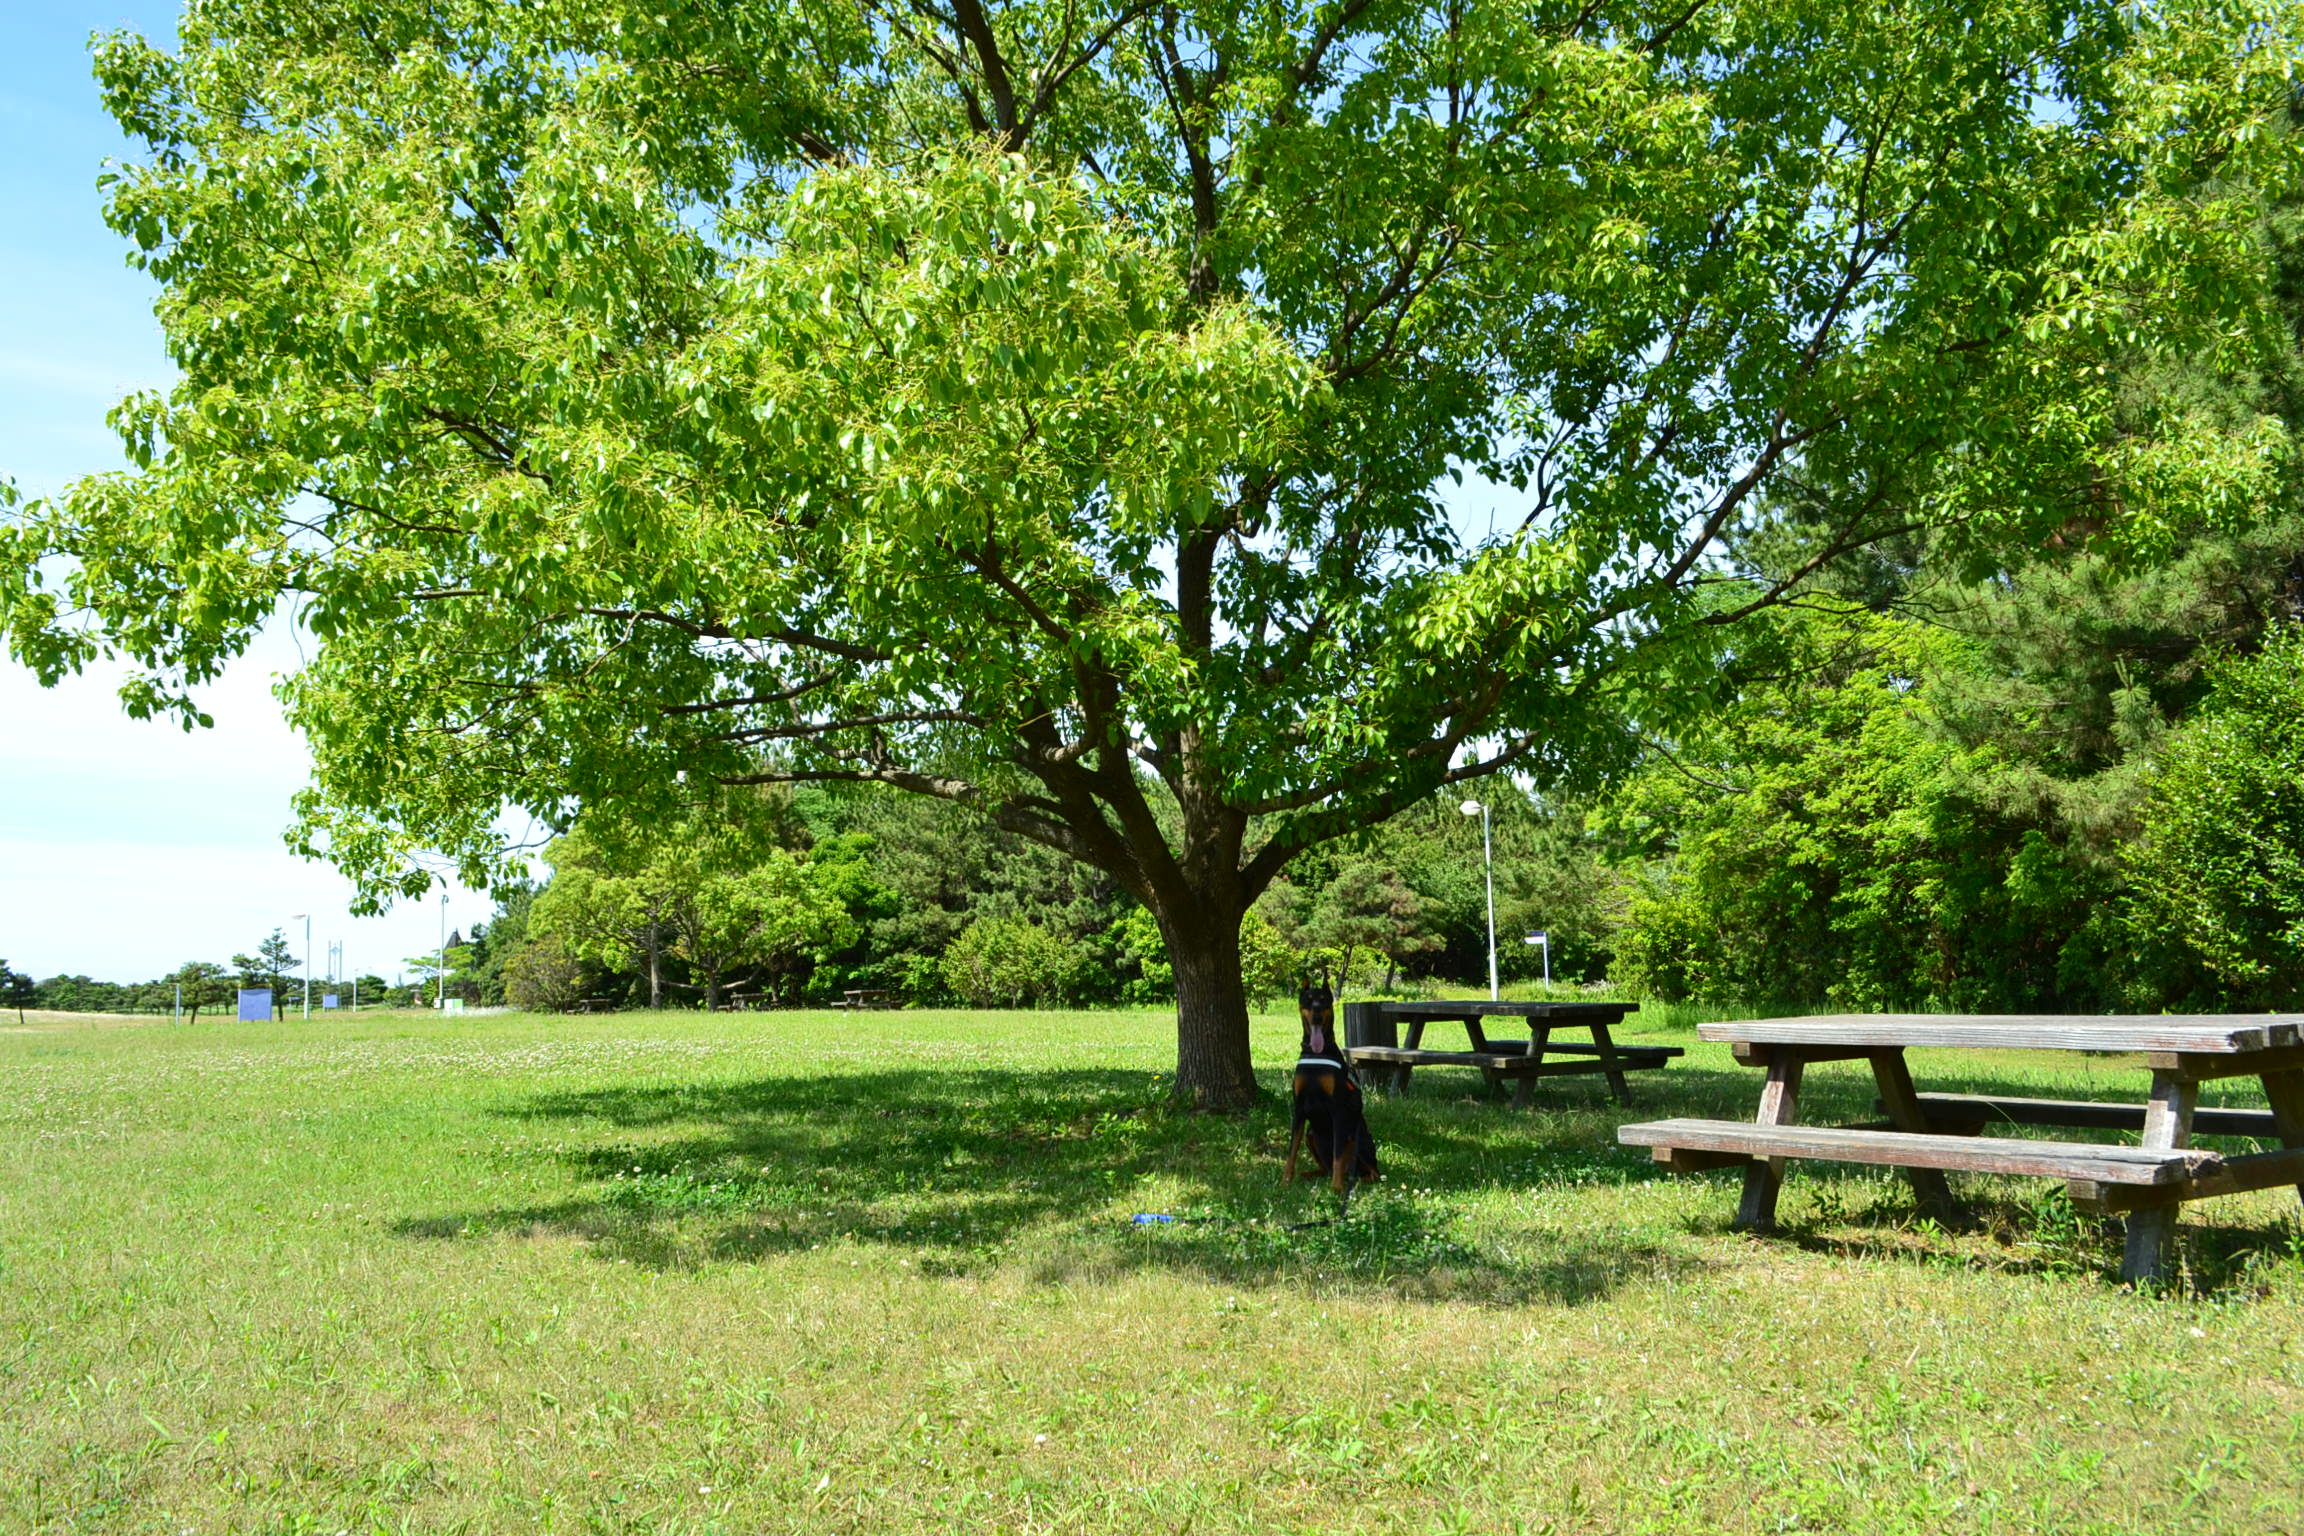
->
[1344,999,1677,1106]
[833,989,897,1011]
[566,996,618,1014]
[1618,1013,2304,1284]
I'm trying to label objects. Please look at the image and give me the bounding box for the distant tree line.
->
[460,780,1620,1014]
[3,930,392,1020]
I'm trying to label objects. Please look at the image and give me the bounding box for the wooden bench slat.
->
[1472,1040,1669,1058]
[1618,1117,2219,1185]
[2068,1147,2304,1212]
[1348,1050,1679,1083]
[1909,1093,2278,1138]
[1361,1001,1639,1021]
[1698,1014,2303,1055]
[1348,1044,1680,1064]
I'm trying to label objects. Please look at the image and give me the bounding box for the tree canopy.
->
[4,0,2300,1102]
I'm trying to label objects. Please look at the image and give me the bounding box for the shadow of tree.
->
[388,1064,1718,1306]
[388,1048,2297,1298]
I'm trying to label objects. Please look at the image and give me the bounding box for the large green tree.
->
[167,959,234,1023]
[0,962,35,1026]
[3,0,2297,1104]
[232,929,302,1015]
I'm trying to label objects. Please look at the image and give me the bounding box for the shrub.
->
[502,939,588,1013]
[939,917,1094,1008]
[2130,626,2304,1003]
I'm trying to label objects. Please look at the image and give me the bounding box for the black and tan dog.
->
[1285,982,1381,1197]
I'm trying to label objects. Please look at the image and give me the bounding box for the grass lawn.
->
[3,1006,2301,1534]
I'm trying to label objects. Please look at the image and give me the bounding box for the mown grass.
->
[3,1005,2302,1533]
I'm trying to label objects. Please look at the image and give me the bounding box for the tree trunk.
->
[702,968,721,1013]
[1163,908,1260,1111]
[646,923,663,1010]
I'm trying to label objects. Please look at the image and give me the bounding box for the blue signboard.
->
[322,994,340,1010]
[236,988,273,1022]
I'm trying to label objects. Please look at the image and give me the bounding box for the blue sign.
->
[236,988,273,1022]
[322,994,340,1010]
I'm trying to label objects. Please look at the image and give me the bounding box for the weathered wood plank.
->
[2258,1068,2304,1208]
[2069,1148,2304,1213]
[1345,1046,1678,1072]
[1653,1146,1755,1173]
[2145,1043,2304,1080]
[1480,1039,1664,1058]
[1590,1018,1635,1104]
[1619,1118,2217,1185]
[1907,1093,2277,1137]
[2123,1069,2195,1286]
[1366,1000,1639,1021]
[1735,1055,1805,1232]
[1341,1001,1397,1051]
[1730,1042,1879,1067]
[1871,1049,1956,1221]
[1701,1014,2302,1054]
[1513,1024,1551,1109]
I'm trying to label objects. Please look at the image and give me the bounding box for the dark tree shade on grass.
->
[2,1,2299,1105]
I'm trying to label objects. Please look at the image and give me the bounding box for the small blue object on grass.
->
[1130,1213,1176,1225]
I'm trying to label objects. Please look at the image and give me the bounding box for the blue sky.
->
[0,3,490,984]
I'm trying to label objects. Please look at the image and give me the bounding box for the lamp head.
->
[1459,800,1483,816]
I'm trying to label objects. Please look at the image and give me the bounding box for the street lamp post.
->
[438,891,450,1009]
[1459,800,1498,1001]
[290,912,311,1020]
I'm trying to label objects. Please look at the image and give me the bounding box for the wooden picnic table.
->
[1618,1013,2304,1284]
[833,989,897,1011]
[1343,999,1677,1106]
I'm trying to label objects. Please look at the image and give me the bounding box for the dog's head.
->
[1297,981,1336,1055]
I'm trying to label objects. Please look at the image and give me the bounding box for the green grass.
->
[4,1006,2302,1533]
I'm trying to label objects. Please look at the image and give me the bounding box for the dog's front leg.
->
[1284,1118,1305,1184]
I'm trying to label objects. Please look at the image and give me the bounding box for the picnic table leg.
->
[1513,1024,1553,1110]
[2121,1068,2199,1286]
[1394,1019,1427,1095]
[1868,1048,1957,1224]
[1589,1020,1634,1105]
[2260,1068,2304,1207]
[1735,1050,1805,1232]
[1464,1017,1505,1099]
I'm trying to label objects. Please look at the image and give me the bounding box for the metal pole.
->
[1482,803,1498,1001]
[438,892,449,1009]
[174,981,180,1026]
[288,913,308,1021]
